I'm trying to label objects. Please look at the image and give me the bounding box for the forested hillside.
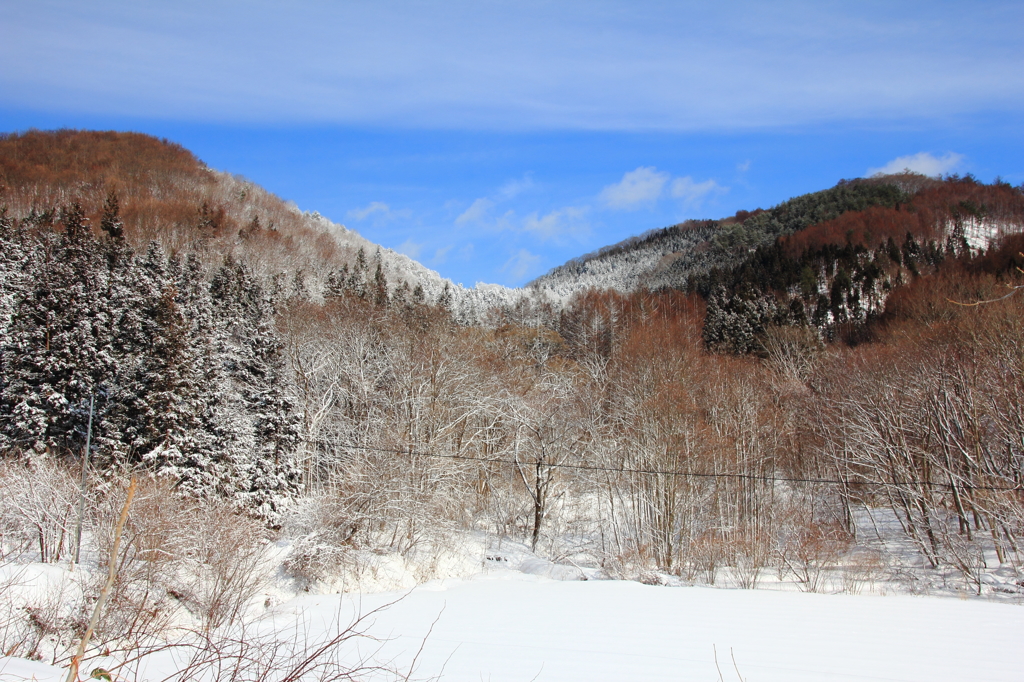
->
[699,175,1024,351]
[532,177,912,297]
[0,130,543,327]
[1,130,1023,672]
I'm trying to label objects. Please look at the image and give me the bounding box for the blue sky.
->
[3,1,1023,287]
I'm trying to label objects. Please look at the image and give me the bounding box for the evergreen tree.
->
[0,205,119,454]
[324,266,349,300]
[99,189,124,242]
[373,262,389,307]
[348,247,368,299]
[437,282,453,310]
[162,254,242,497]
[210,259,301,520]
[392,281,410,307]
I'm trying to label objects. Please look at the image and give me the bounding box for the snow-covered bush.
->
[0,459,79,564]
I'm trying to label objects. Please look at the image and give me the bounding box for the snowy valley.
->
[2,131,1024,681]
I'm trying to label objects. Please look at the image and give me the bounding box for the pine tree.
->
[100,189,124,242]
[0,210,25,360]
[0,205,119,454]
[324,266,348,300]
[163,254,241,496]
[373,262,389,307]
[348,247,368,299]
[437,282,453,310]
[210,259,301,520]
[392,281,410,307]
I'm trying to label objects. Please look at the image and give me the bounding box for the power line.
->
[329,442,1024,492]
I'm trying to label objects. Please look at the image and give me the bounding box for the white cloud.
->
[867,152,965,178]
[3,4,1021,129]
[455,197,494,225]
[600,167,669,209]
[346,201,411,222]
[498,175,534,200]
[522,206,589,240]
[737,159,752,173]
[502,249,542,283]
[347,201,392,221]
[432,245,453,264]
[670,176,727,206]
[397,239,422,259]
[456,176,533,226]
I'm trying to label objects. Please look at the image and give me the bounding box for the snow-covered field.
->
[3,506,1022,682]
[3,567,1022,682]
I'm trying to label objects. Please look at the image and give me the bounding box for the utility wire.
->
[329,442,1024,492]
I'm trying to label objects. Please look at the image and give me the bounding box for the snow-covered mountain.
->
[529,220,721,299]
[297,207,560,324]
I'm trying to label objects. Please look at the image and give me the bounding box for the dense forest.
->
[1,131,1023,663]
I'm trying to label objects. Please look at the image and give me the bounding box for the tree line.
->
[1,131,1023,596]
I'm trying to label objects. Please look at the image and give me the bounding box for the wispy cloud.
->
[670,176,727,207]
[432,245,453,265]
[346,201,410,222]
[456,175,534,226]
[600,167,669,209]
[397,239,422,259]
[453,175,582,240]
[455,197,494,225]
[3,4,1021,129]
[498,175,534,200]
[867,152,965,178]
[502,248,542,283]
[522,206,590,240]
[600,167,726,210]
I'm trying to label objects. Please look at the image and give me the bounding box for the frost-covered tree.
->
[0,205,120,454]
[210,259,301,520]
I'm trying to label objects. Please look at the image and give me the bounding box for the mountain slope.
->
[0,129,543,324]
[532,178,912,299]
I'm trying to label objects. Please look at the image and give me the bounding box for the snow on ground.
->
[277,574,1024,682]
[4,569,1023,682]
[3,507,1023,682]
[0,656,63,682]
[950,217,1021,251]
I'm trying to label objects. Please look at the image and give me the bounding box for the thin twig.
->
[731,647,745,682]
[713,644,725,682]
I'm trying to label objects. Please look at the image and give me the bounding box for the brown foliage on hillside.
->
[781,176,1024,258]
[881,233,1024,331]
[0,129,204,192]
[0,129,356,278]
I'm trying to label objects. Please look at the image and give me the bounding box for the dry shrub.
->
[841,549,885,594]
[689,530,725,585]
[601,541,658,583]
[0,459,80,563]
[282,493,369,587]
[781,520,853,593]
[0,570,86,664]
[941,527,988,596]
[282,485,479,591]
[187,504,271,632]
[92,598,425,682]
[91,478,189,645]
[730,528,772,590]
[90,477,272,643]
